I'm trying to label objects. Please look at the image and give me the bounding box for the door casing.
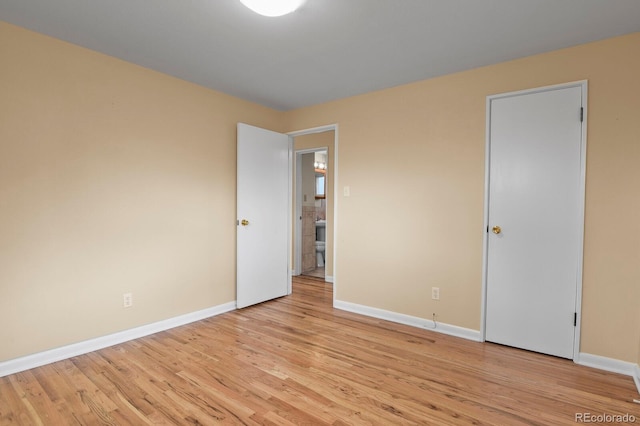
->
[480,81,588,361]
[287,125,338,301]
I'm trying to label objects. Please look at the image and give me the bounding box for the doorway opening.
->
[288,126,337,291]
[295,148,328,280]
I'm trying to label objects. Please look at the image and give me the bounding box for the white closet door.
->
[485,84,585,359]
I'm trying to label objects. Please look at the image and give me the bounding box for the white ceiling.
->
[2,0,640,110]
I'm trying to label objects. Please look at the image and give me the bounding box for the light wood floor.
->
[1,276,638,425]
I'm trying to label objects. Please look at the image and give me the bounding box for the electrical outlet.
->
[431,287,440,300]
[123,293,133,308]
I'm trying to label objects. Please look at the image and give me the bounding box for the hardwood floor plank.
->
[8,370,68,425]
[1,277,638,425]
[7,375,44,426]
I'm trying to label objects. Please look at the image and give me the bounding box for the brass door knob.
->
[241,219,250,226]
[492,225,501,234]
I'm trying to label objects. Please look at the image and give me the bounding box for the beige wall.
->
[0,22,283,361]
[293,132,335,278]
[285,33,640,363]
[2,20,639,366]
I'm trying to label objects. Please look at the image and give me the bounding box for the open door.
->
[237,123,291,308]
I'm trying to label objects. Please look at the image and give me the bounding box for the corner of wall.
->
[575,352,637,377]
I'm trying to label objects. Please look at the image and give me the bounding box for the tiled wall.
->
[302,206,316,272]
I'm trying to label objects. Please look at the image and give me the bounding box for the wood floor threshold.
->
[1,276,638,425]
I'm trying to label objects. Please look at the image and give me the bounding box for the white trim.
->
[480,92,492,342]
[334,300,481,342]
[295,147,329,154]
[287,124,336,137]
[0,302,236,378]
[634,364,640,396]
[294,151,303,276]
[481,80,588,361]
[287,136,294,295]
[575,353,637,377]
[332,125,339,306]
[573,81,588,360]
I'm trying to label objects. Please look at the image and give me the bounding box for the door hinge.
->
[574,312,577,327]
[580,107,584,122]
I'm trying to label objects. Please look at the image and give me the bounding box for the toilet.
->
[315,241,325,267]
[315,220,326,267]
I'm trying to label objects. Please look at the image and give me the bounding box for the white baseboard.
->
[0,301,236,378]
[334,299,481,342]
[4,296,637,396]
[575,352,637,377]
[333,301,639,389]
[576,354,640,396]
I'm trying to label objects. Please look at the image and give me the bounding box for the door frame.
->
[293,147,329,277]
[287,124,338,300]
[480,81,588,361]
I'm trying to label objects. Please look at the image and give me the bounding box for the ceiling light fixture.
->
[239,0,306,17]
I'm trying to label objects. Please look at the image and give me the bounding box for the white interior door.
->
[237,123,291,309]
[485,84,585,359]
